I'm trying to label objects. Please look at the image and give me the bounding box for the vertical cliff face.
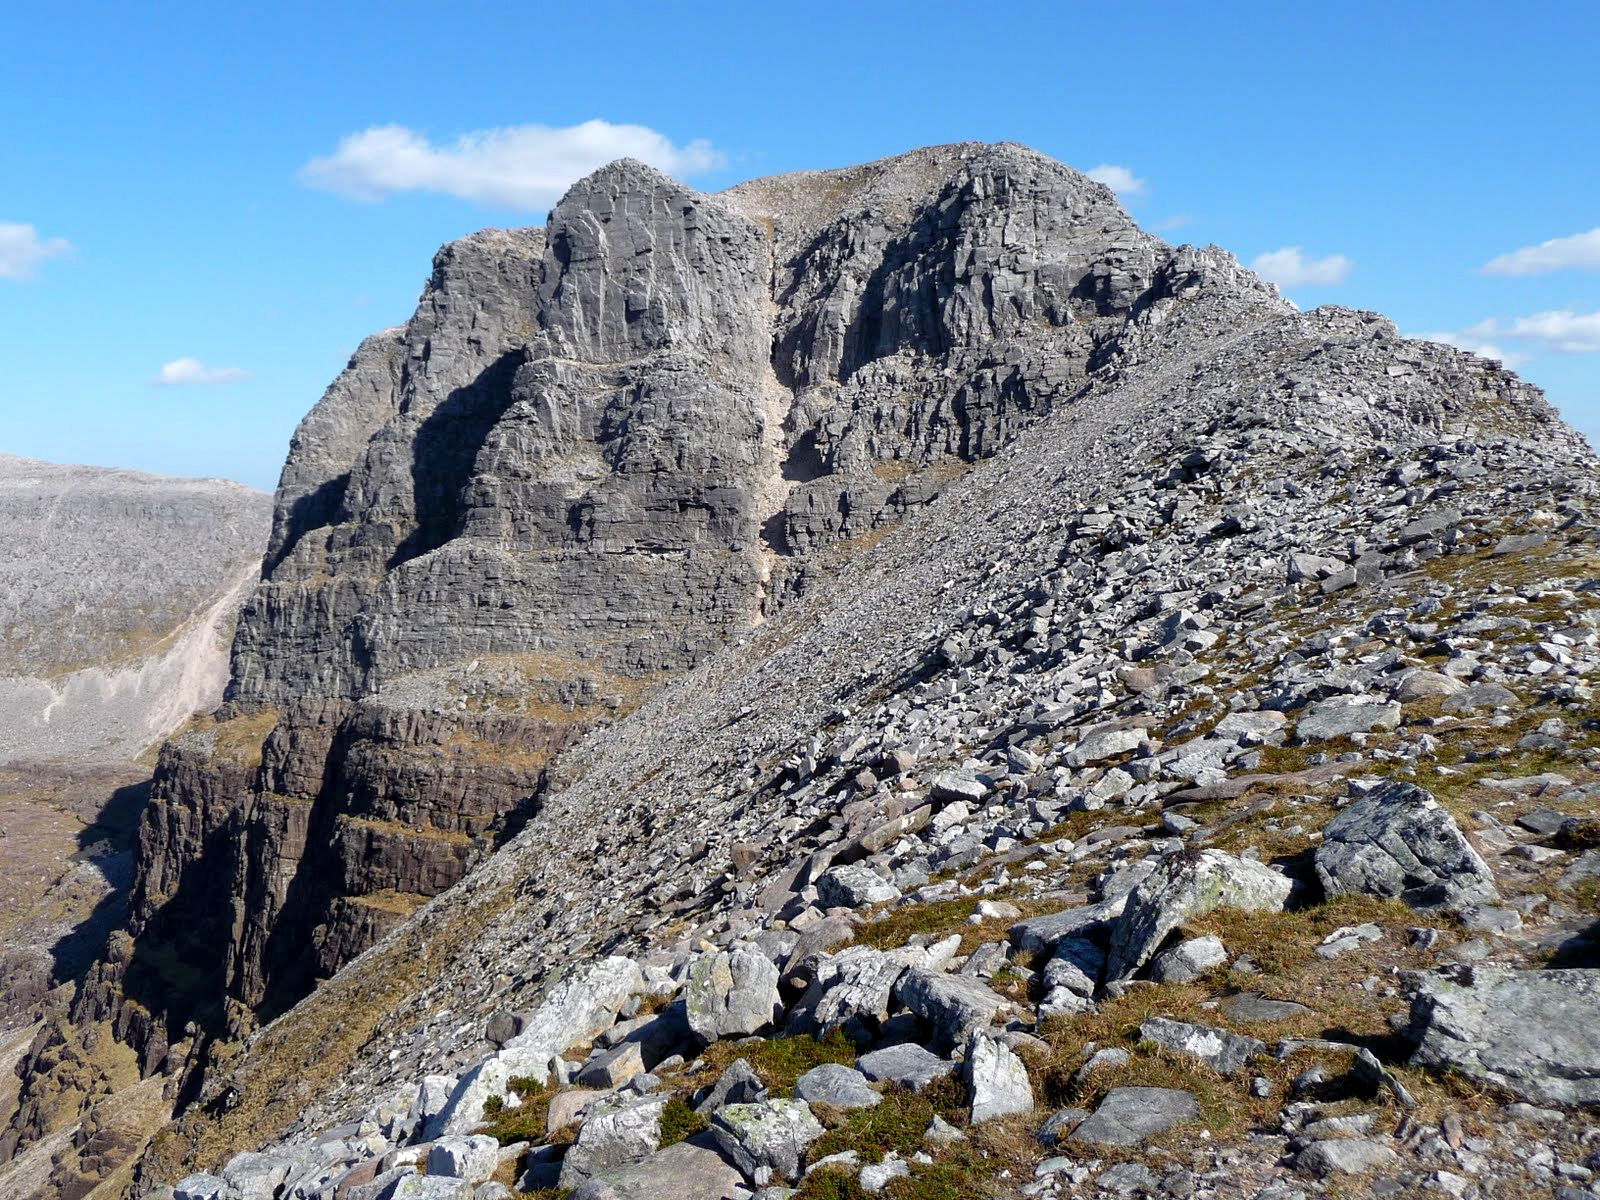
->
[88,143,1290,1069]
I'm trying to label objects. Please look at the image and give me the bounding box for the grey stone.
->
[711,1099,825,1183]
[695,1058,769,1115]
[1315,781,1498,910]
[964,1032,1033,1122]
[565,1139,749,1200]
[686,945,782,1042]
[1137,1018,1263,1076]
[895,967,1017,1052]
[816,864,900,908]
[1148,935,1227,984]
[856,1044,955,1092]
[427,1136,501,1184]
[1294,1138,1399,1176]
[1068,1087,1199,1147]
[793,1063,880,1110]
[859,1153,910,1193]
[1408,967,1600,1106]
[1295,695,1401,742]
[558,1093,667,1188]
[1105,850,1292,980]
[172,1176,230,1200]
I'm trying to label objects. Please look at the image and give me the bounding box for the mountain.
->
[0,454,271,765]
[4,143,1598,1200]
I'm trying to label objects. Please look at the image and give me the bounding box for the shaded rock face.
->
[114,142,1278,1053]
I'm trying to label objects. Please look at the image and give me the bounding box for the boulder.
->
[694,1058,768,1115]
[1067,1087,1198,1148]
[816,864,900,908]
[711,1099,825,1183]
[685,945,782,1042]
[856,1043,955,1092]
[1407,967,1600,1106]
[220,1152,294,1199]
[964,1033,1033,1122]
[1137,1018,1263,1077]
[894,967,1016,1052]
[1314,781,1498,910]
[566,1138,749,1200]
[793,1063,880,1110]
[426,1136,500,1184]
[1394,670,1464,702]
[1295,695,1401,742]
[433,957,643,1135]
[1148,935,1226,984]
[173,1176,230,1200]
[786,945,905,1038]
[1295,1138,1400,1176]
[1067,726,1149,767]
[1104,850,1291,981]
[558,1093,667,1188]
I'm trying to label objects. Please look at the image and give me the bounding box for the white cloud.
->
[1249,246,1353,288]
[1151,213,1193,232]
[299,119,724,210]
[153,357,251,386]
[1412,330,1527,368]
[1085,164,1147,197]
[1468,309,1600,354]
[1482,227,1600,276]
[0,222,72,280]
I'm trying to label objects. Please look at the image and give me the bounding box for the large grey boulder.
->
[786,945,906,1037]
[1148,935,1226,984]
[1295,695,1401,742]
[694,1057,768,1115]
[1104,850,1291,981]
[426,1136,500,1184]
[172,1176,230,1200]
[793,1063,881,1110]
[964,1033,1033,1122]
[1314,781,1498,910]
[558,1093,668,1188]
[816,864,900,908]
[711,1099,825,1183]
[894,967,1018,1052]
[434,956,644,1135]
[1067,1087,1198,1147]
[566,1139,749,1200]
[686,945,782,1042]
[856,1043,955,1092]
[219,1151,294,1199]
[1408,967,1600,1106]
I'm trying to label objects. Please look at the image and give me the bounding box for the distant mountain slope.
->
[0,454,271,763]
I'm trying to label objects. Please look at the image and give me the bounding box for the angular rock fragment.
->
[558,1093,668,1188]
[1068,1087,1198,1147]
[711,1099,825,1183]
[1137,1017,1263,1076]
[964,1032,1033,1122]
[1314,781,1498,910]
[686,945,782,1042]
[856,1043,955,1092]
[894,967,1017,1052]
[816,864,900,908]
[793,1063,880,1110]
[1105,850,1292,981]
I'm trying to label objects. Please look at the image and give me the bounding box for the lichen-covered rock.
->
[1407,967,1600,1106]
[685,945,782,1042]
[1315,781,1498,910]
[894,968,1017,1052]
[557,1093,668,1188]
[1137,1018,1263,1077]
[964,1033,1032,1122]
[711,1099,824,1183]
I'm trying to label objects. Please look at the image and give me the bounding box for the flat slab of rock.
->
[793,1063,880,1110]
[1295,1137,1400,1176]
[1138,1018,1263,1077]
[1408,967,1600,1106]
[1068,1086,1198,1147]
[1315,780,1498,911]
[856,1043,954,1092]
[1220,993,1313,1024]
[567,1137,749,1200]
[1296,695,1400,742]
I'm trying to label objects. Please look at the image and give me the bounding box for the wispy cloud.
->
[1085,164,1147,197]
[1468,309,1600,354]
[0,221,72,280]
[1151,213,1193,232]
[1412,330,1527,367]
[1482,226,1600,276]
[153,357,251,386]
[1249,246,1352,288]
[299,119,724,210]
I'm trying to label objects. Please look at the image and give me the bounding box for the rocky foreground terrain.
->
[3,142,1598,1200]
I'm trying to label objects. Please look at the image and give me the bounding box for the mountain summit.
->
[4,143,1597,1200]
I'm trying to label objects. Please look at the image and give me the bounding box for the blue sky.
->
[2,0,1595,490]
